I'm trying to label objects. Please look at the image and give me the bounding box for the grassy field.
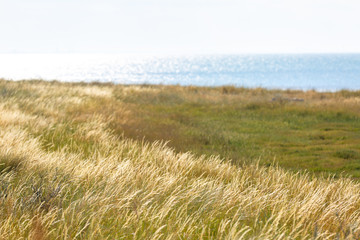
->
[107,84,360,178]
[1,79,360,239]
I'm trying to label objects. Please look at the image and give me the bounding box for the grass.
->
[67,82,360,177]
[1,79,360,239]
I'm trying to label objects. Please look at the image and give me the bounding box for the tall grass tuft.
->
[1,79,360,239]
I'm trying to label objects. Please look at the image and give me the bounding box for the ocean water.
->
[1,54,360,91]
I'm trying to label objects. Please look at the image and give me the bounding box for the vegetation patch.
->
[0,153,24,173]
[1,79,360,238]
[334,149,359,160]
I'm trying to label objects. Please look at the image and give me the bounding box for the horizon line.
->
[1,51,360,56]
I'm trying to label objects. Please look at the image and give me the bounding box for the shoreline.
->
[2,78,360,93]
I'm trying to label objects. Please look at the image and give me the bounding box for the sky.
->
[0,0,360,54]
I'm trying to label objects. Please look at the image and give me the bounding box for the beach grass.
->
[1,79,360,239]
[61,81,360,177]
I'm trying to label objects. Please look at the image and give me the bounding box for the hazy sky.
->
[1,0,360,54]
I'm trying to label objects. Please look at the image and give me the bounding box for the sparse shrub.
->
[245,102,262,110]
[334,150,358,160]
[0,153,24,173]
[221,85,238,94]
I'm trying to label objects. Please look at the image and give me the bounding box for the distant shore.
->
[2,77,360,93]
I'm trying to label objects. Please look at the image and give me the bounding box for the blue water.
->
[1,54,360,91]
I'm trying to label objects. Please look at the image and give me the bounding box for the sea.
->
[1,53,360,91]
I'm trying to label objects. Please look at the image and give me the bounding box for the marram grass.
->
[1,79,360,239]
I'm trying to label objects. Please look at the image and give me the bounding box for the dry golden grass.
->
[1,79,360,239]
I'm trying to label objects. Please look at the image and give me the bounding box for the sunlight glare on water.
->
[1,54,360,91]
